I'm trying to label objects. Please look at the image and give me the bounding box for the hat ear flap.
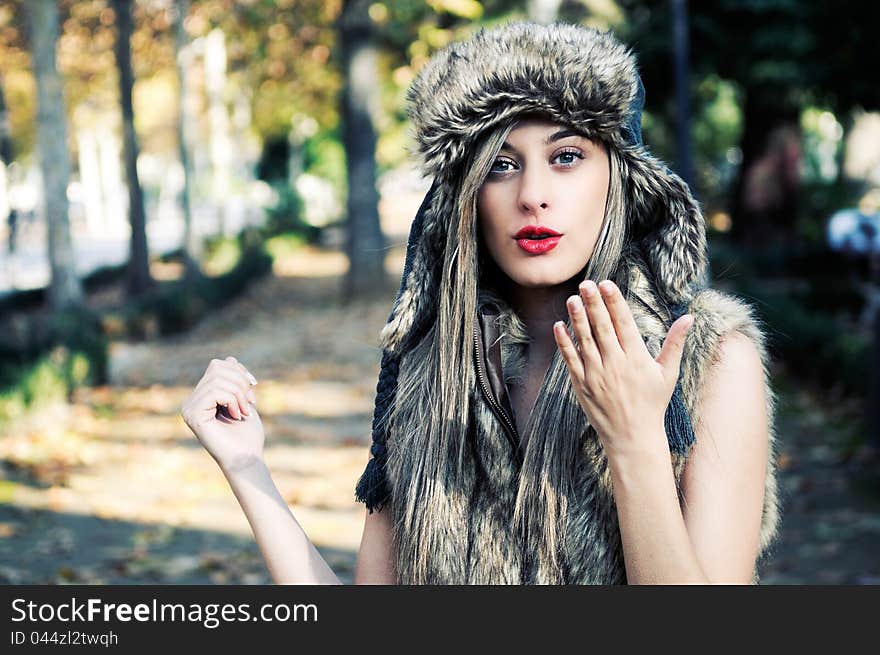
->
[379,179,442,353]
[625,150,708,304]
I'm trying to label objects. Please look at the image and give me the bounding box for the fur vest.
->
[383,264,779,584]
[355,22,780,584]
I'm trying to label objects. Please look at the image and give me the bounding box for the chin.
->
[509,267,579,289]
[500,248,589,287]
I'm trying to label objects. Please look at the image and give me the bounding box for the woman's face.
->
[476,118,610,289]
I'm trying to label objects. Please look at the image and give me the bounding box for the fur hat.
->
[357,21,707,511]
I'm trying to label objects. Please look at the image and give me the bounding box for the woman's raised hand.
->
[181,356,264,473]
[553,279,694,462]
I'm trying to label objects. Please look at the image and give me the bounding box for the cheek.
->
[572,171,609,236]
[477,191,505,246]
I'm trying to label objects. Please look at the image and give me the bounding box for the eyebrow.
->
[501,128,584,152]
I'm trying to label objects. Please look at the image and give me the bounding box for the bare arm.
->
[608,331,769,584]
[183,356,342,584]
[677,331,770,582]
[222,458,342,584]
[353,503,397,584]
[225,459,397,584]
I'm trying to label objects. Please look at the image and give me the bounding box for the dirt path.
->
[0,247,397,584]
[1,244,878,584]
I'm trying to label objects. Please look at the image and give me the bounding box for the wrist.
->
[219,454,267,479]
[601,424,670,472]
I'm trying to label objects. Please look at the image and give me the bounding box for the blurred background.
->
[1,0,879,585]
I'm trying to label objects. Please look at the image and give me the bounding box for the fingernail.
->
[247,373,258,386]
[567,295,583,311]
[598,280,616,295]
[580,280,597,297]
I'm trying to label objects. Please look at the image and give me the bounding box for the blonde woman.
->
[181,22,779,585]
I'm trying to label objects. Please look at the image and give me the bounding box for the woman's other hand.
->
[181,356,264,473]
[553,279,693,462]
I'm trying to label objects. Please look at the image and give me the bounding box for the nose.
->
[516,164,550,217]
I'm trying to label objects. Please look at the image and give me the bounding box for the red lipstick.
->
[514,225,563,254]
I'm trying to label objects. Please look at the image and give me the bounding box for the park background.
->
[1,0,879,584]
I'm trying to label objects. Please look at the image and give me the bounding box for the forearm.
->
[607,431,709,585]
[222,458,342,585]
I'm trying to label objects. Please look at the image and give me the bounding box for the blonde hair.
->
[390,115,637,583]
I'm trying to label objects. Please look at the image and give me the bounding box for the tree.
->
[337,0,386,300]
[670,0,693,189]
[112,0,153,297]
[0,77,16,255]
[172,0,201,281]
[623,0,880,243]
[25,0,83,312]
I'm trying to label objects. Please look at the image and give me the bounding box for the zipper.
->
[473,326,523,463]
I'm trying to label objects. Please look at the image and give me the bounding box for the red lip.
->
[514,224,563,254]
[513,225,563,239]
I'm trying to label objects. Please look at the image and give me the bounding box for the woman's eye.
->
[489,158,516,174]
[553,150,584,166]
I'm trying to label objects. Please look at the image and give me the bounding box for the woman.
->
[181,22,779,584]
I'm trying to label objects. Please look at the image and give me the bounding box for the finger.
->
[196,358,233,390]
[565,294,601,367]
[597,280,643,354]
[656,314,694,380]
[553,320,585,382]
[217,381,251,418]
[238,363,259,386]
[202,369,253,403]
[206,381,250,419]
[579,280,623,361]
[195,365,253,398]
[226,357,258,386]
[186,384,245,423]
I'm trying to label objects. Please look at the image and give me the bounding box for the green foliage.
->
[264,232,307,260]
[0,222,292,430]
[800,107,844,184]
[745,281,869,395]
[796,178,865,246]
[692,76,743,203]
[45,305,108,385]
[0,348,99,428]
[117,230,273,338]
[261,183,322,242]
[710,238,870,395]
[0,353,66,426]
[303,129,346,191]
[202,234,243,274]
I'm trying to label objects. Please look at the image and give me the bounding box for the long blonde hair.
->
[390,115,636,583]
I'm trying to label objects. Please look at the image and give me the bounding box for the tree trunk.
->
[112,0,153,297]
[671,0,694,189]
[173,0,201,280]
[729,85,799,246]
[0,78,12,168]
[338,0,386,300]
[26,0,83,311]
[0,77,16,255]
[204,28,231,237]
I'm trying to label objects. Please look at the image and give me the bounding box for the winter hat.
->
[356,21,707,511]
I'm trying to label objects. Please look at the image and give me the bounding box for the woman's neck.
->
[501,277,580,351]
